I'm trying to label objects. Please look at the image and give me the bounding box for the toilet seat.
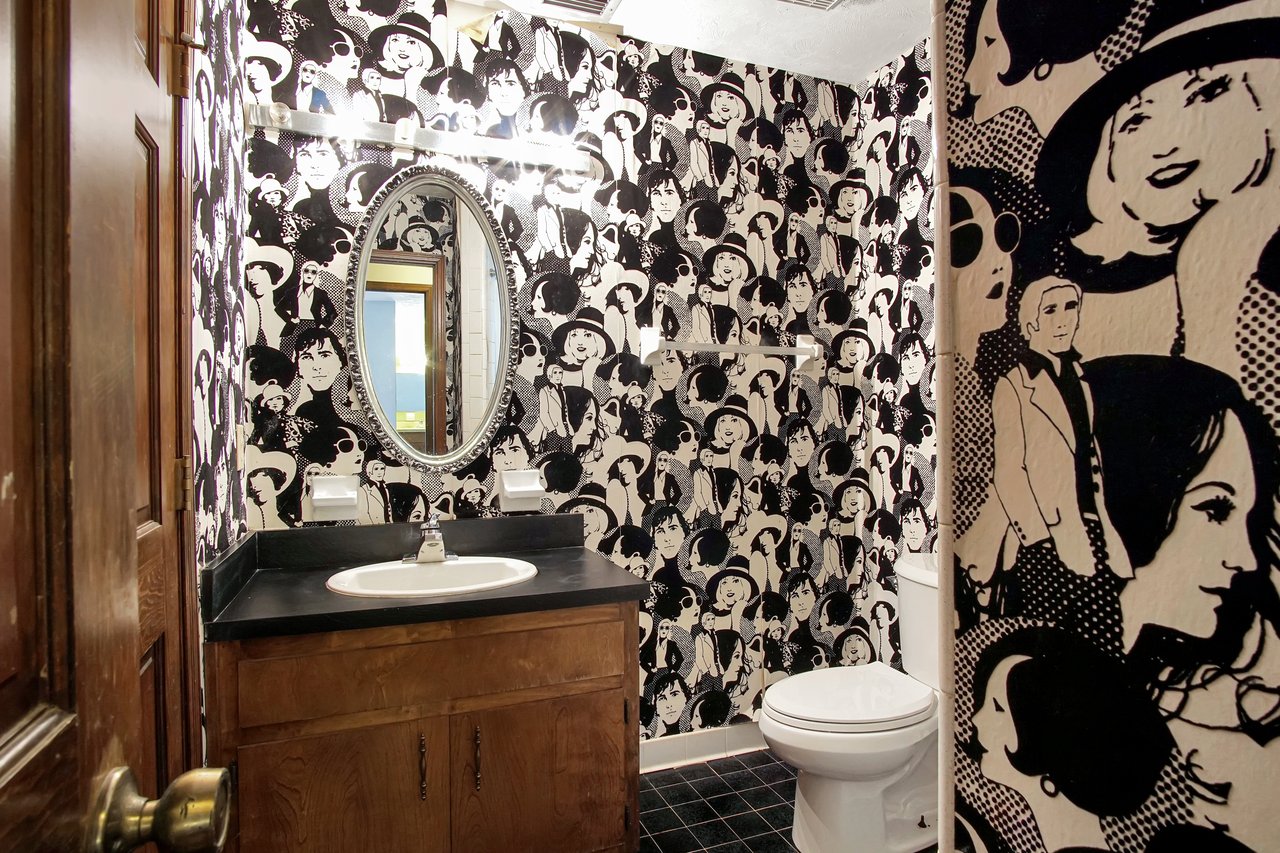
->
[762,662,937,734]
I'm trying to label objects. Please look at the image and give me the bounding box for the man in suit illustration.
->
[991,276,1130,581]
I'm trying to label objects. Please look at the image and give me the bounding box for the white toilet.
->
[759,553,940,853]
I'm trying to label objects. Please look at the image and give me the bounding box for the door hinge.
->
[171,41,191,98]
[177,456,194,513]
[171,33,205,99]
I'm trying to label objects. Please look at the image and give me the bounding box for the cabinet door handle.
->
[474,726,482,791]
[419,733,428,801]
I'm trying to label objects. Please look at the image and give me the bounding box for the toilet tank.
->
[895,551,939,691]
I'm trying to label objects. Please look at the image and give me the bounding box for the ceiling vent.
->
[775,0,847,10]
[535,0,624,21]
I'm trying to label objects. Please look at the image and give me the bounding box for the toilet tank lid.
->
[763,662,936,727]
[895,551,938,588]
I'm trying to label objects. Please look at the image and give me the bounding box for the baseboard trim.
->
[640,721,767,772]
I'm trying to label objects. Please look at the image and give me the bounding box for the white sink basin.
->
[325,556,538,598]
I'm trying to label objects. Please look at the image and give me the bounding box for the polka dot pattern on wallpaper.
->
[223,1,935,739]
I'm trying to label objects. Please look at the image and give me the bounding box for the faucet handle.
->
[422,512,441,531]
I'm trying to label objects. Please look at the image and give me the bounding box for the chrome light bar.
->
[243,102,593,173]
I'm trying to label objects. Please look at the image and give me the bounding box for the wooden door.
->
[451,691,630,853]
[238,717,450,853]
[130,0,197,807]
[0,0,201,849]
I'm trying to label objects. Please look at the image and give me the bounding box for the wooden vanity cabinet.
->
[206,602,640,853]
[238,716,450,853]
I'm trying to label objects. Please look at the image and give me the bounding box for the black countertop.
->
[202,516,649,642]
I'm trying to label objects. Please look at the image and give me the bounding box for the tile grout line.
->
[643,774,798,849]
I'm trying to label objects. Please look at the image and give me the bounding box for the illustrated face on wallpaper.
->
[1022,282,1080,357]
[902,506,927,551]
[787,424,816,468]
[969,654,1030,791]
[716,575,751,609]
[365,459,386,481]
[297,337,343,392]
[654,515,684,556]
[962,0,1028,127]
[382,33,426,74]
[723,637,745,682]
[901,340,927,386]
[710,91,744,124]
[245,59,273,95]
[326,428,366,476]
[245,264,278,299]
[835,186,860,218]
[492,434,531,472]
[565,329,604,365]
[569,52,594,91]
[841,632,872,665]
[786,270,815,314]
[783,118,812,160]
[297,139,341,190]
[949,186,1018,356]
[653,350,683,390]
[325,31,362,81]
[573,399,600,446]
[487,69,526,116]
[1081,61,1280,260]
[714,414,749,447]
[650,179,681,221]
[656,679,688,727]
[1119,412,1257,651]
[789,579,817,623]
[669,90,696,134]
[899,172,926,222]
[574,504,608,537]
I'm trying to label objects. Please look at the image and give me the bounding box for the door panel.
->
[129,0,188,804]
[451,691,628,853]
[0,0,200,848]
[133,119,160,528]
[238,717,451,853]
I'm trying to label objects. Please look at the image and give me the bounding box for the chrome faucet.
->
[414,512,449,563]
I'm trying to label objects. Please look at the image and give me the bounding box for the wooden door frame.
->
[171,0,202,775]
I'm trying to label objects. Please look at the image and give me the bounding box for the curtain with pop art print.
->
[945,0,1280,849]
[230,2,936,739]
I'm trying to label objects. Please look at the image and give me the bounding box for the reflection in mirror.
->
[362,255,445,454]
[353,170,512,465]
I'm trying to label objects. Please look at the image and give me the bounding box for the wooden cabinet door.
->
[238,716,450,853]
[451,691,629,853]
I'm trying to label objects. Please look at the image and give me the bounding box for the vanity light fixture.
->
[243,102,594,174]
[638,327,824,373]
[775,0,847,10]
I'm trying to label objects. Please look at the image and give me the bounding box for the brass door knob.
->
[87,766,231,853]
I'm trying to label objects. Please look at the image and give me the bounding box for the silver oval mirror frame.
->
[344,165,519,474]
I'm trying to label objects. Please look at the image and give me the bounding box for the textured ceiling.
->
[609,0,932,84]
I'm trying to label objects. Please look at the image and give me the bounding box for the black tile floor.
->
[639,749,946,852]
[639,750,800,853]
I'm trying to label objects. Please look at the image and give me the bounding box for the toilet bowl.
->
[760,553,940,853]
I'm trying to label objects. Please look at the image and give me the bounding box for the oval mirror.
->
[346,166,518,472]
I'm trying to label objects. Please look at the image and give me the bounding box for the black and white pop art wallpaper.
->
[231,2,935,737]
[192,0,248,568]
[946,0,1280,850]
